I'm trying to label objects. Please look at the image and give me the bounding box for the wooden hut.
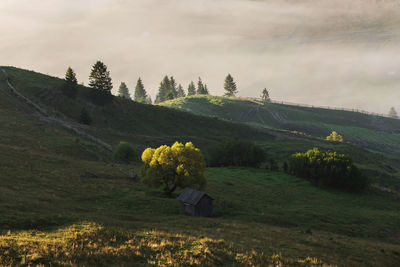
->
[177,188,213,217]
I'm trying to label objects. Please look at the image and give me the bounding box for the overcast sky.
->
[1,0,399,113]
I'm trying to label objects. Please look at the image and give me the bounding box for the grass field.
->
[161,95,400,153]
[1,67,400,265]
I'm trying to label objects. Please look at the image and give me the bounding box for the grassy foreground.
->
[1,157,399,266]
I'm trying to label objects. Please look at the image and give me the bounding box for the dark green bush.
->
[288,147,367,192]
[114,142,136,163]
[269,159,279,171]
[79,107,92,125]
[209,139,265,167]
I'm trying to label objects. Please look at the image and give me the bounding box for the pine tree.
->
[61,67,78,98]
[170,76,178,98]
[155,76,171,103]
[203,84,209,95]
[388,107,398,118]
[197,77,207,94]
[134,78,148,103]
[118,82,131,100]
[65,67,77,84]
[177,84,186,98]
[187,81,196,96]
[224,74,238,97]
[146,96,152,104]
[261,88,270,103]
[89,61,113,93]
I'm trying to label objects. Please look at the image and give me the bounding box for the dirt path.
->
[0,68,112,152]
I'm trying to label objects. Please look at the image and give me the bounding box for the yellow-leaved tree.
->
[326,131,343,142]
[141,142,206,196]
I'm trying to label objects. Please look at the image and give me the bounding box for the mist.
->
[1,0,399,113]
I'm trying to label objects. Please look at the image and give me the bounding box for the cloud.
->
[1,0,399,113]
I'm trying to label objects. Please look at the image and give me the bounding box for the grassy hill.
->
[160,95,400,153]
[161,95,400,187]
[0,67,400,265]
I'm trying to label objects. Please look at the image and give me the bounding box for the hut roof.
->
[177,188,212,206]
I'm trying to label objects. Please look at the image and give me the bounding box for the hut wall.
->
[180,202,195,216]
[194,197,213,217]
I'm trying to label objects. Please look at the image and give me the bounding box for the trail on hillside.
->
[0,68,112,152]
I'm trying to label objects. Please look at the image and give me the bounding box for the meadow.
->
[1,67,400,266]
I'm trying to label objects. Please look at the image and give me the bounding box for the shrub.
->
[326,131,343,142]
[288,147,367,192]
[282,162,289,173]
[141,142,206,196]
[114,142,136,163]
[209,139,265,167]
[79,107,92,125]
[269,159,279,171]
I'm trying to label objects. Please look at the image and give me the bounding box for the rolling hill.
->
[160,95,400,153]
[0,66,399,265]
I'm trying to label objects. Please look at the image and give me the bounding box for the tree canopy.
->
[118,82,131,100]
[141,142,206,195]
[89,61,113,93]
[155,76,172,103]
[224,74,237,97]
[197,77,209,95]
[134,78,148,103]
[61,67,78,98]
[187,81,196,96]
[177,84,186,98]
[289,147,367,192]
[326,131,343,142]
[261,88,270,103]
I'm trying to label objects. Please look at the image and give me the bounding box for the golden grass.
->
[0,222,332,266]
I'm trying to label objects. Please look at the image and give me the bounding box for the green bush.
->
[288,147,367,192]
[209,139,265,167]
[79,107,92,125]
[114,142,136,163]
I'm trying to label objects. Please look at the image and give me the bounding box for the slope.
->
[0,67,400,265]
[2,66,399,188]
[161,95,400,153]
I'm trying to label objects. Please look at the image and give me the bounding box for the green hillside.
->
[161,95,400,153]
[161,95,400,186]
[0,67,400,265]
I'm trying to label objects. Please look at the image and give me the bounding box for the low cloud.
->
[1,0,399,113]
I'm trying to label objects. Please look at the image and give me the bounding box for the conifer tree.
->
[134,78,148,103]
[177,84,186,98]
[388,107,398,118]
[187,81,196,96]
[261,88,270,103]
[61,67,78,98]
[65,67,78,84]
[197,77,207,95]
[88,61,113,104]
[203,84,209,95]
[146,96,152,104]
[170,76,178,98]
[89,61,113,93]
[118,82,131,100]
[224,74,238,97]
[155,76,171,103]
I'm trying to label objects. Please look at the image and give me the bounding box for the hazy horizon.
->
[1,0,399,114]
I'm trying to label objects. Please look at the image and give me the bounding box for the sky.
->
[1,0,399,114]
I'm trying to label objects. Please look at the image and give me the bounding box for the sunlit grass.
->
[0,222,332,266]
